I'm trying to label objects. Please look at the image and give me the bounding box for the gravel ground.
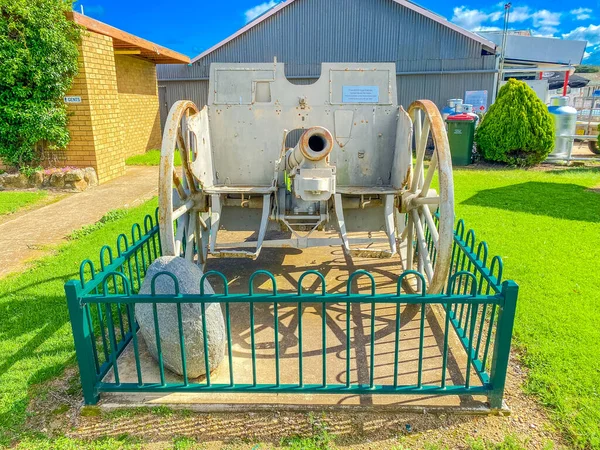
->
[24,354,565,449]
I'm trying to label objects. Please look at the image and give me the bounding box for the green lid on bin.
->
[446,113,474,122]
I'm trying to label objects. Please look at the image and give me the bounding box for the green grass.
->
[0,199,157,447]
[452,167,600,449]
[0,167,599,448]
[125,149,181,166]
[0,191,47,216]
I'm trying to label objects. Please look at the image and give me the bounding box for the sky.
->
[74,0,600,63]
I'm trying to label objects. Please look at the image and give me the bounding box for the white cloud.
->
[508,6,532,22]
[477,26,502,32]
[532,10,561,29]
[562,24,600,45]
[451,5,562,36]
[571,8,592,20]
[244,0,278,23]
[451,6,501,30]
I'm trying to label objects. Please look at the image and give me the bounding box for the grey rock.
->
[64,169,84,182]
[137,256,225,378]
[1,173,28,188]
[32,171,44,187]
[83,167,98,187]
[49,172,65,188]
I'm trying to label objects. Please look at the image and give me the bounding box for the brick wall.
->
[115,55,162,157]
[2,30,163,183]
[64,31,125,182]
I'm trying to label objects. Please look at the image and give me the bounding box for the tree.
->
[475,79,555,166]
[575,65,600,73]
[0,0,80,167]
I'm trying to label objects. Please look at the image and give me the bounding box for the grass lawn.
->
[0,191,47,216]
[453,167,600,448]
[0,167,598,448]
[125,149,181,166]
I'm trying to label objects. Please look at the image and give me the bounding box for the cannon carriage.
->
[159,62,454,293]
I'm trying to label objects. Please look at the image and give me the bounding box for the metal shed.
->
[157,0,497,130]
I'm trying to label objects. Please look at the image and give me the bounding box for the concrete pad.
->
[102,246,488,411]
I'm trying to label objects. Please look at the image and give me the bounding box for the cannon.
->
[159,62,454,293]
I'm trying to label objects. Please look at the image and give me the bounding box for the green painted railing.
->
[65,209,518,409]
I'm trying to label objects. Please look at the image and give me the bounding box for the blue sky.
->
[74,0,600,63]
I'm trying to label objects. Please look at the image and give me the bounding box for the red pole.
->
[539,71,543,80]
[563,70,570,96]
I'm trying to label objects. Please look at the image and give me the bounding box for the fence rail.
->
[65,210,517,409]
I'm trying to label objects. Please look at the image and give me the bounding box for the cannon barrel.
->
[285,126,333,172]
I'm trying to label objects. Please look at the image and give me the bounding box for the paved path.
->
[0,166,158,279]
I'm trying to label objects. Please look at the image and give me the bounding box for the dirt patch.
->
[23,358,565,449]
[587,185,600,194]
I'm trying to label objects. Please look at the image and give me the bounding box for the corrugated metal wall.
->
[158,0,496,129]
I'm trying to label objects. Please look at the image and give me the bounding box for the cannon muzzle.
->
[285,126,333,172]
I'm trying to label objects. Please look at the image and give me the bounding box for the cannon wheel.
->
[400,100,455,294]
[158,100,208,267]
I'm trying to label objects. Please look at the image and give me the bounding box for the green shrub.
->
[0,0,80,167]
[475,79,555,166]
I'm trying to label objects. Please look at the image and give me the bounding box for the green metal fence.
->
[65,209,518,408]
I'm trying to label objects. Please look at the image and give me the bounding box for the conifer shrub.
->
[475,79,555,166]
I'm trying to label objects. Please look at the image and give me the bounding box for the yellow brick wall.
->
[64,31,125,182]
[115,55,162,157]
[3,30,163,183]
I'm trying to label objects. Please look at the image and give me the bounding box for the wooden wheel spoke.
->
[177,127,198,195]
[411,117,430,193]
[405,215,414,271]
[410,209,434,283]
[420,151,437,197]
[174,213,188,256]
[420,205,439,250]
[159,100,202,260]
[403,99,455,294]
[172,168,188,202]
[184,213,197,260]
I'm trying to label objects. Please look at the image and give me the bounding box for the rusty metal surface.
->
[206,63,398,188]
[157,64,454,293]
[402,100,455,294]
[159,100,204,258]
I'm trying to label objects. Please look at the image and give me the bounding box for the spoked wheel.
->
[158,100,209,267]
[399,100,455,294]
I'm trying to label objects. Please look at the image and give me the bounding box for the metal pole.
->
[563,66,571,97]
[489,280,518,409]
[495,3,511,100]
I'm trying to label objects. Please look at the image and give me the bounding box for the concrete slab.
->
[0,166,158,278]
[102,246,488,411]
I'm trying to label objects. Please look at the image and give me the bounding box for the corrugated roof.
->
[190,0,496,63]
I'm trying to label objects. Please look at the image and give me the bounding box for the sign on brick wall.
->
[64,96,82,104]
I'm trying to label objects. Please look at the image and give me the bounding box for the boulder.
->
[136,256,225,378]
[83,167,98,187]
[1,173,28,188]
[64,168,85,182]
[32,171,44,188]
[49,171,65,188]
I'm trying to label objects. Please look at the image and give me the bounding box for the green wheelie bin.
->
[446,113,476,166]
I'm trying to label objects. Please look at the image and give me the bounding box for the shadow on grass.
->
[461,181,600,223]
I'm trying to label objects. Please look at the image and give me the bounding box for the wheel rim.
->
[400,100,455,294]
[158,100,207,265]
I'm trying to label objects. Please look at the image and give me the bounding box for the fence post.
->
[64,280,99,405]
[488,280,518,409]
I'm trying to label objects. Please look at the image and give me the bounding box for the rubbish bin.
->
[446,113,476,166]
